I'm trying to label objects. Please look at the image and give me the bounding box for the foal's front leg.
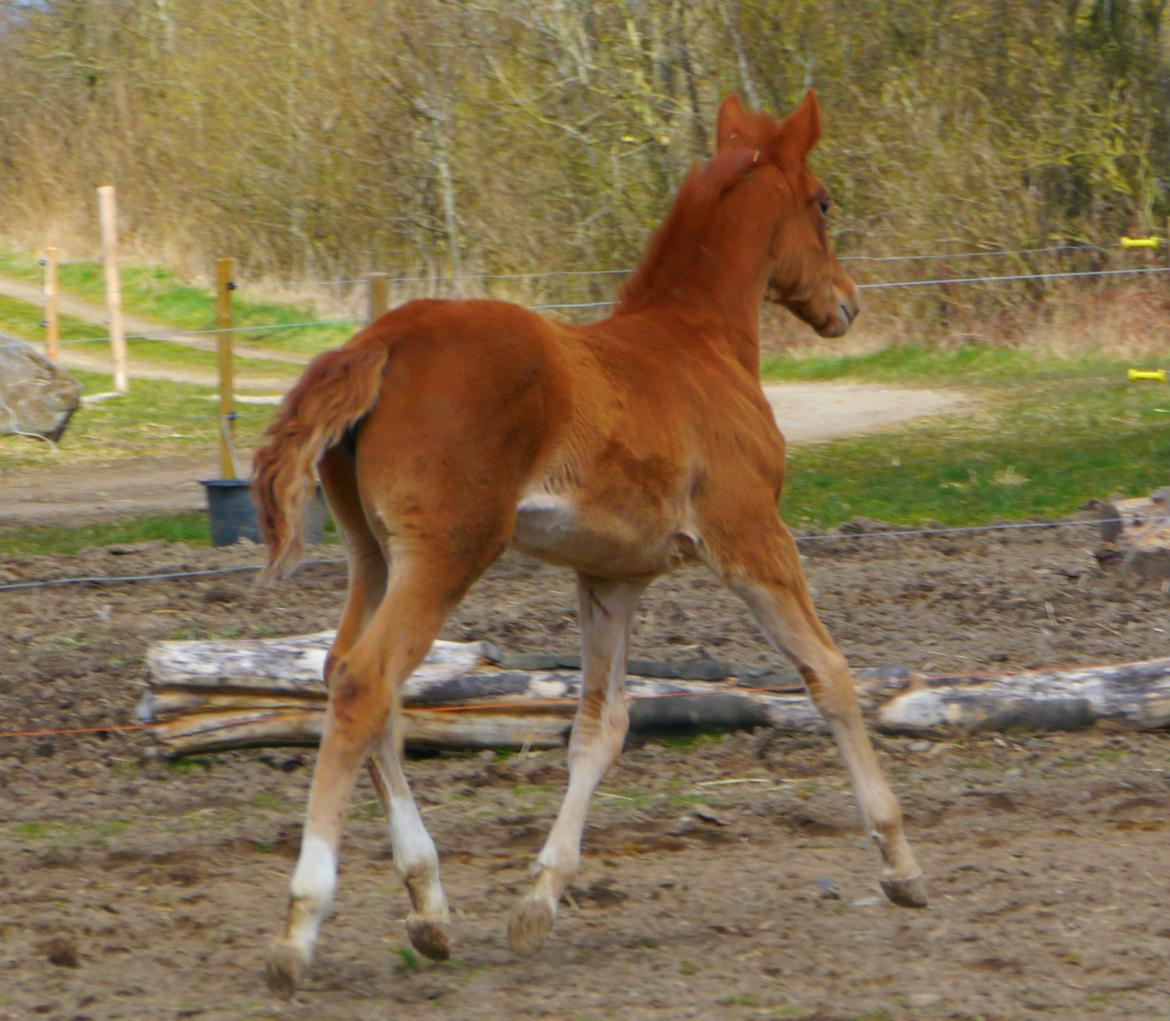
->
[508,574,647,956]
[716,519,927,907]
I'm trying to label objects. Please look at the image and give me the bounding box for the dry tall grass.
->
[1,2,1167,347]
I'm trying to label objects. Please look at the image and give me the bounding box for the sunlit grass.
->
[0,293,102,344]
[0,513,214,557]
[0,370,273,470]
[760,343,1118,386]
[0,248,356,357]
[768,346,1170,525]
[0,292,302,382]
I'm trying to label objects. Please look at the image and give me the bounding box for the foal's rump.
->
[252,299,568,580]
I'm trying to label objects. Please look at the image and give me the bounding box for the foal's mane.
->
[616,147,763,314]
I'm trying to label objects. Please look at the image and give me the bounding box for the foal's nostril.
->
[838,300,854,326]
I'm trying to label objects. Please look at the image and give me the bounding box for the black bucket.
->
[201,478,327,547]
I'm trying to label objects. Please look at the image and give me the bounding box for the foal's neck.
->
[615,186,772,373]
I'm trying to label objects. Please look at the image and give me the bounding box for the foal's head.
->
[717,91,859,338]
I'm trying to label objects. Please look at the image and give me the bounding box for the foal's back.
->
[352,296,783,579]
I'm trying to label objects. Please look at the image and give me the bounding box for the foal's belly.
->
[510,494,699,578]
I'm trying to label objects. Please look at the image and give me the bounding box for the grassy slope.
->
[0,249,355,357]
[0,297,307,387]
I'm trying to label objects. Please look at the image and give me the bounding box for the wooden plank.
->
[97,185,128,392]
[43,246,59,360]
[215,257,237,479]
[367,272,389,323]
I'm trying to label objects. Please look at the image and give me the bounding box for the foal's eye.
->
[819,199,830,216]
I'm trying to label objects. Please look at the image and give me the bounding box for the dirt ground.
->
[3,519,1170,1021]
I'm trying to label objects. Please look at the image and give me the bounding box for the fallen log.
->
[138,632,1170,756]
[140,633,827,756]
[876,659,1170,735]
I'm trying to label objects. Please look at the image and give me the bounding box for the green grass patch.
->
[0,293,105,345]
[0,508,338,557]
[166,756,217,775]
[8,816,130,845]
[768,347,1170,526]
[654,729,728,750]
[0,247,355,357]
[760,343,1117,386]
[249,792,295,813]
[0,370,273,470]
[118,338,304,381]
[396,946,423,970]
[0,512,212,557]
[0,290,305,382]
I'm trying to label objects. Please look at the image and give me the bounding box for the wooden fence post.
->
[97,185,129,392]
[367,272,389,324]
[43,246,59,361]
[216,257,237,480]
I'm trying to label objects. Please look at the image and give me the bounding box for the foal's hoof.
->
[507,894,555,957]
[880,872,928,909]
[406,915,451,961]
[265,941,307,1000]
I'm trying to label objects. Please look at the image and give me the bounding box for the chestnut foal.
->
[253,91,926,998]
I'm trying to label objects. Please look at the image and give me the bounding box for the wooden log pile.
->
[138,632,1170,757]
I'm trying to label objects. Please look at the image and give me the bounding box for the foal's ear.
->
[771,89,823,165]
[716,94,751,152]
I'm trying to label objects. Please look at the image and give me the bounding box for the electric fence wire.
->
[31,249,1170,345]
[301,240,1139,289]
[532,265,1170,313]
[53,318,359,347]
[56,262,1170,332]
[857,265,1170,291]
[0,516,1133,593]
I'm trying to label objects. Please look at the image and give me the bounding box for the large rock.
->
[0,334,82,442]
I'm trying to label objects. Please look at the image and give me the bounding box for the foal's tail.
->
[252,333,392,582]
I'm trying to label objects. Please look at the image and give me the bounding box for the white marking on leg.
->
[388,792,448,920]
[370,731,450,925]
[286,833,337,958]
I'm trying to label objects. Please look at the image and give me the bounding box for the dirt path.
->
[764,382,965,444]
[0,455,222,526]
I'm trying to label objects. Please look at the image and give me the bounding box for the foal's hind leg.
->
[509,575,647,956]
[319,445,443,949]
[317,442,387,680]
[709,516,926,908]
[266,549,488,998]
[366,727,451,960]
